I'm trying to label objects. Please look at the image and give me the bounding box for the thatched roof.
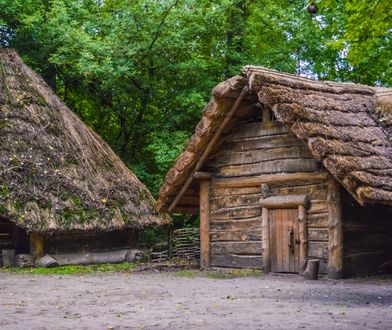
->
[157,66,392,211]
[0,49,169,233]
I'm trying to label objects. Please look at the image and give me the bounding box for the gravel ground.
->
[1,271,392,329]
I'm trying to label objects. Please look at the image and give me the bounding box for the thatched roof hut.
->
[157,67,392,211]
[157,66,392,278]
[0,49,168,235]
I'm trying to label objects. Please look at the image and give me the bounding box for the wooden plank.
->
[211,241,262,255]
[276,210,284,271]
[193,171,212,179]
[29,232,44,259]
[262,208,270,273]
[210,229,262,242]
[327,176,343,279]
[270,209,277,272]
[211,254,263,269]
[308,228,329,241]
[232,121,290,139]
[307,213,329,228]
[308,241,328,259]
[210,206,261,221]
[210,194,261,211]
[293,208,300,273]
[222,133,304,152]
[210,187,260,197]
[217,158,321,177]
[207,147,312,167]
[199,179,210,269]
[308,200,329,215]
[211,172,328,189]
[260,195,310,209]
[210,218,262,231]
[271,183,328,201]
[298,205,307,275]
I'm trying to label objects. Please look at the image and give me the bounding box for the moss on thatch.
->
[157,66,392,210]
[0,49,169,233]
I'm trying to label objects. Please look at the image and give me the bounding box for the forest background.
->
[0,0,391,236]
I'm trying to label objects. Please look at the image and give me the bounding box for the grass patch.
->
[0,262,136,275]
[173,268,262,279]
[173,269,196,278]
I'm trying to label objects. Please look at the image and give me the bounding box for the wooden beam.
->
[211,172,328,189]
[199,179,211,269]
[298,205,308,275]
[327,175,343,279]
[193,171,213,179]
[261,207,270,273]
[168,86,249,212]
[259,195,310,209]
[29,232,44,260]
[262,107,271,122]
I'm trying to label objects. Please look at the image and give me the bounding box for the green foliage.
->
[0,262,136,275]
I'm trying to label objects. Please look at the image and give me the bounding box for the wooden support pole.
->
[261,207,270,273]
[168,86,249,212]
[298,205,308,275]
[199,179,211,269]
[327,176,343,279]
[29,232,44,259]
[262,107,271,122]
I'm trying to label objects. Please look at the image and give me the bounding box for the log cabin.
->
[0,49,169,264]
[157,66,392,279]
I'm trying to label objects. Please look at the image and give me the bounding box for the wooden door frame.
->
[260,194,310,275]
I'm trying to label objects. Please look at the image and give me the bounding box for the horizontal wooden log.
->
[308,200,329,215]
[193,171,213,179]
[210,206,261,220]
[210,187,260,197]
[307,213,329,228]
[308,228,329,241]
[216,158,321,177]
[211,241,262,255]
[222,133,304,152]
[51,250,130,266]
[210,194,261,211]
[271,184,328,201]
[211,172,328,188]
[207,147,312,167]
[231,121,290,139]
[210,218,262,231]
[211,254,262,269]
[308,242,328,259]
[210,229,262,242]
[259,194,310,209]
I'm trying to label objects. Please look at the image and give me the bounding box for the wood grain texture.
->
[29,233,44,259]
[199,179,211,269]
[261,208,270,273]
[211,254,263,269]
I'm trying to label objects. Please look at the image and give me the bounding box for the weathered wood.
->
[260,195,310,209]
[303,259,319,280]
[211,254,263,269]
[327,176,343,279]
[307,213,329,228]
[298,205,308,275]
[217,158,321,177]
[210,194,261,211]
[261,207,270,273]
[308,241,328,259]
[232,121,289,139]
[200,179,211,269]
[1,249,15,267]
[210,206,261,221]
[207,147,312,167]
[211,241,262,255]
[47,250,130,266]
[168,86,249,212]
[14,254,34,268]
[262,107,272,122]
[210,218,262,232]
[29,232,44,259]
[37,254,59,268]
[211,172,328,188]
[308,228,329,241]
[193,171,213,179]
[210,187,260,197]
[344,251,387,276]
[308,200,329,215]
[271,184,328,201]
[210,229,262,242]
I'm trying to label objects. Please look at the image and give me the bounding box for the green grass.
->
[174,268,262,279]
[0,262,136,275]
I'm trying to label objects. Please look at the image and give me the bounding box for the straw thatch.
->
[157,66,392,210]
[0,49,169,233]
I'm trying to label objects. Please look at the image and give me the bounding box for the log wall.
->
[203,120,330,273]
[342,189,392,276]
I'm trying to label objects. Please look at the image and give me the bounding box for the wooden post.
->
[327,176,343,279]
[262,107,271,122]
[29,232,44,260]
[199,179,210,269]
[261,207,270,273]
[298,205,308,275]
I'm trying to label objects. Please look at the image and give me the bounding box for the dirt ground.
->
[1,270,392,330]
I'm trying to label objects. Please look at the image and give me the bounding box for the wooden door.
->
[269,209,299,273]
